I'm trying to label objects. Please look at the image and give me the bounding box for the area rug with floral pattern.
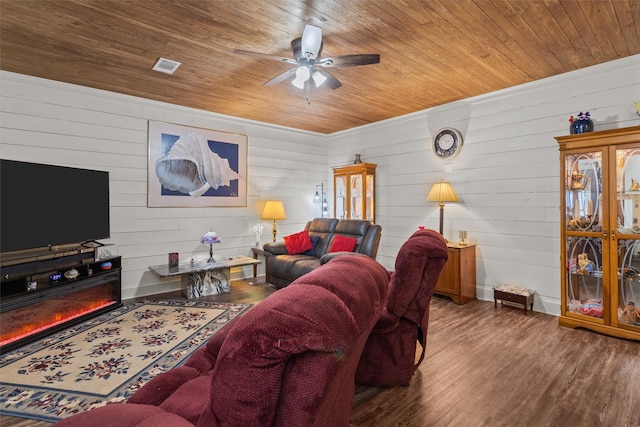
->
[0,298,251,423]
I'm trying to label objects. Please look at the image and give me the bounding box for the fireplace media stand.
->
[0,246,122,352]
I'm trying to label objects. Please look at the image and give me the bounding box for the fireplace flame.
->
[1,299,116,348]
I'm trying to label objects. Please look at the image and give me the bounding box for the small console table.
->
[149,256,260,299]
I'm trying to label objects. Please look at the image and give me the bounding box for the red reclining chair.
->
[53,255,389,427]
[355,229,449,387]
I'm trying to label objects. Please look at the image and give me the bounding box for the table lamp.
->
[200,230,221,262]
[261,200,286,242]
[427,179,459,237]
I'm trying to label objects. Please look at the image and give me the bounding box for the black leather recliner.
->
[263,218,382,288]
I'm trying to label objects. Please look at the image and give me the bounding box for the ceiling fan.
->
[234,25,380,102]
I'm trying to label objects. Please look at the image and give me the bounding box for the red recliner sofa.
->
[53,255,390,427]
[355,229,449,387]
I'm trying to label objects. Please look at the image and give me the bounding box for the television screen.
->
[1,159,110,253]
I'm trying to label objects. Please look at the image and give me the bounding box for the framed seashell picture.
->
[148,121,247,207]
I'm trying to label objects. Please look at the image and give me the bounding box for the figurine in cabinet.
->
[577,253,595,274]
[570,172,588,190]
[578,299,603,317]
[622,301,640,324]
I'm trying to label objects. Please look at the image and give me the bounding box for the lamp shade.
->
[261,200,287,220]
[311,70,327,87]
[200,230,221,245]
[313,186,321,203]
[292,66,310,89]
[427,179,459,203]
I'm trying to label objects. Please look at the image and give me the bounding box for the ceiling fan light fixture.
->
[311,70,327,87]
[301,25,322,59]
[234,24,379,98]
[292,66,310,89]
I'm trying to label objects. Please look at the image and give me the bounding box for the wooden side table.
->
[251,247,270,282]
[434,243,476,304]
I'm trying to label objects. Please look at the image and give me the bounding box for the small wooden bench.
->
[494,285,534,314]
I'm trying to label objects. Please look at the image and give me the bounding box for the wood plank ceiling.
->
[1,0,639,134]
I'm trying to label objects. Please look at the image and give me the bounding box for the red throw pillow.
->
[329,235,358,253]
[283,230,313,255]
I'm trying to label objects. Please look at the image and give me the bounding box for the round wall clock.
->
[432,128,463,159]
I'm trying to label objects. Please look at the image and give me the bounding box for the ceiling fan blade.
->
[301,24,322,60]
[290,37,303,62]
[318,54,380,67]
[233,49,296,65]
[312,69,342,90]
[264,68,298,86]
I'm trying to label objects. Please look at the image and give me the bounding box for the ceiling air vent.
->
[152,57,181,74]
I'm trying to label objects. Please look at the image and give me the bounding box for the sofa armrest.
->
[52,403,195,427]
[127,365,201,406]
[263,241,288,255]
[128,317,240,406]
[320,251,370,265]
[359,224,382,258]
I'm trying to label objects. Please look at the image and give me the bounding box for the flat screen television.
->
[1,159,110,254]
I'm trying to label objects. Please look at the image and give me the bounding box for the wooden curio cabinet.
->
[556,126,640,340]
[333,162,376,223]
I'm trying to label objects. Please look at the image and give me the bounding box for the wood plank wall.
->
[1,54,639,310]
[0,72,328,299]
[328,54,640,315]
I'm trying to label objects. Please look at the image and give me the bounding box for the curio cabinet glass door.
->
[556,126,640,340]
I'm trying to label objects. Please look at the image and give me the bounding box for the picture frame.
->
[148,121,247,207]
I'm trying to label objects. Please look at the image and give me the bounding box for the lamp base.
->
[207,245,214,263]
[272,220,277,242]
[439,203,445,241]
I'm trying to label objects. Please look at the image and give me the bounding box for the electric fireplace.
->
[0,248,121,352]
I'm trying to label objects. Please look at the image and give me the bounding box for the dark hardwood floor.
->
[2,277,639,427]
